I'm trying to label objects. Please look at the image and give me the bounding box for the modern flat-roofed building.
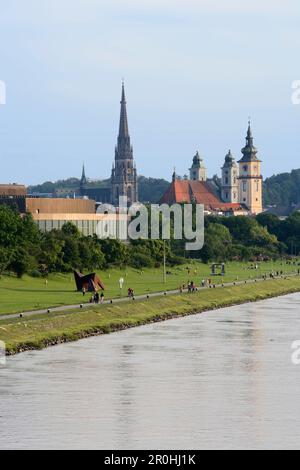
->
[0,184,27,212]
[26,197,96,215]
[32,212,128,238]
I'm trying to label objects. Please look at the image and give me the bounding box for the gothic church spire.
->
[116,82,133,160]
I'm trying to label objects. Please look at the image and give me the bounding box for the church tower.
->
[111,83,138,206]
[189,152,207,181]
[221,150,239,203]
[80,164,87,196]
[238,122,263,214]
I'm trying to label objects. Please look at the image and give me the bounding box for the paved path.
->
[0,274,297,322]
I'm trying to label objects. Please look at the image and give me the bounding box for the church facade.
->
[161,122,263,215]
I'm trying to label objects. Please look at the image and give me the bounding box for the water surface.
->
[0,293,300,449]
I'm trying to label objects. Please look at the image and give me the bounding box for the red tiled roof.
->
[160,180,243,212]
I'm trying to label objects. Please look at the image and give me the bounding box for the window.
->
[243,181,247,192]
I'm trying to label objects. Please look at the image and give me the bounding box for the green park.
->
[0,260,298,316]
[1,204,300,354]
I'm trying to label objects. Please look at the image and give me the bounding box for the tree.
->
[0,247,13,277]
[200,224,232,263]
[138,176,170,203]
[0,206,22,249]
[256,213,281,237]
[279,212,300,255]
[99,239,128,266]
[39,233,65,272]
[78,238,105,271]
[61,238,81,272]
[61,222,80,238]
[9,247,34,278]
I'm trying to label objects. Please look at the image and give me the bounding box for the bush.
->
[130,253,155,269]
[30,270,43,278]
[167,255,186,266]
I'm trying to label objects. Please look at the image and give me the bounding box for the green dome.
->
[223,150,237,168]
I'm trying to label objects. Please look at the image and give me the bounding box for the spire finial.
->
[172,167,177,182]
[121,79,126,103]
[247,117,253,141]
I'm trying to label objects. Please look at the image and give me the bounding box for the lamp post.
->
[163,240,166,285]
[119,277,124,297]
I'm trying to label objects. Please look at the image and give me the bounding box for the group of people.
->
[81,287,105,304]
[90,292,105,304]
[179,278,214,294]
[84,291,105,304]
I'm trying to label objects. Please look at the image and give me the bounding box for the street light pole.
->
[163,240,166,284]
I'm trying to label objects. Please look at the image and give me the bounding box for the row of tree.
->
[0,206,177,277]
[0,205,299,278]
[28,176,170,204]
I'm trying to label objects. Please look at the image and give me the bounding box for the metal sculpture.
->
[74,271,105,292]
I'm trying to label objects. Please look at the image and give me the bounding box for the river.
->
[0,293,300,450]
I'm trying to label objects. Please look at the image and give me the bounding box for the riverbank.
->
[1,276,300,356]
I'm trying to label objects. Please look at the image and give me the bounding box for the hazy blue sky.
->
[0,0,300,185]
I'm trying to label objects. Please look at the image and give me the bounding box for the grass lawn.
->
[0,260,298,315]
[1,276,300,355]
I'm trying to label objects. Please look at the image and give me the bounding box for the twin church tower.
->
[188,121,263,214]
[220,122,263,214]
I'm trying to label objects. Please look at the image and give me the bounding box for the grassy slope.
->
[0,260,298,315]
[1,276,300,355]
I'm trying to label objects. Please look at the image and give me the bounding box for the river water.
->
[0,293,300,450]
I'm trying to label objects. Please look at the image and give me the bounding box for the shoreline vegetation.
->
[1,275,300,356]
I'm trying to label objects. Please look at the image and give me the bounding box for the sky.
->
[0,0,300,185]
